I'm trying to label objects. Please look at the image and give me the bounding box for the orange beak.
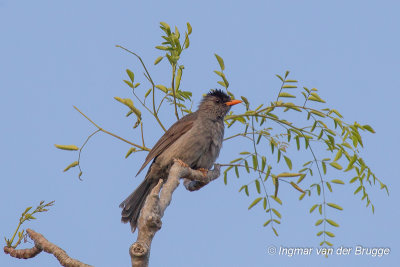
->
[225,99,242,106]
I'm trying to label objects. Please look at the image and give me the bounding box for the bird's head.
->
[199,89,242,119]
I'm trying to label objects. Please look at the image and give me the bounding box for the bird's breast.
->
[155,119,224,172]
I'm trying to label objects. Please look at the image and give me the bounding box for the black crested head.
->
[206,89,231,103]
[198,89,233,119]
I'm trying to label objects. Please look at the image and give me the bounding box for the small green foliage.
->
[63,161,78,172]
[5,201,55,248]
[54,144,79,151]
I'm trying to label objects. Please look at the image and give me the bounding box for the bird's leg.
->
[174,158,189,168]
[197,168,208,177]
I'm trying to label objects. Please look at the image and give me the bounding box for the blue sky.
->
[1,1,399,266]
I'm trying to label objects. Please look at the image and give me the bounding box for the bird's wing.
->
[136,112,198,176]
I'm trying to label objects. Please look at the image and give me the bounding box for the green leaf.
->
[362,124,375,133]
[295,136,300,150]
[255,179,261,194]
[124,80,133,88]
[277,172,301,178]
[221,73,229,89]
[125,147,136,158]
[297,173,306,183]
[308,95,326,103]
[126,69,135,82]
[331,179,345,185]
[23,207,32,215]
[270,195,282,205]
[354,185,362,195]
[155,45,169,50]
[272,208,282,219]
[114,97,142,120]
[326,241,333,247]
[333,149,343,162]
[239,185,247,193]
[326,182,332,192]
[283,156,292,170]
[184,33,190,48]
[310,204,318,213]
[261,156,267,172]
[281,85,297,89]
[156,84,168,93]
[344,155,357,172]
[278,92,296,98]
[310,110,326,117]
[326,219,339,227]
[175,67,182,90]
[187,22,192,35]
[154,56,163,65]
[327,203,343,210]
[263,219,272,227]
[63,161,79,172]
[54,144,79,151]
[214,53,225,71]
[329,162,343,170]
[248,197,262,210]
[144,89,152,98]
[325,231,335,237]
[217,81,227,88]
[230,158,242,163]
[276,74,284,82]
[315,219,323,226]
[160,22,171,31]
[223,171,227,185]
[244,160,250,173]
[290,182,305,193]
[349,176,358,184]
[214,70,223,77]
[234,166,239,178]
[252,154,258,170]
[322,161,327,174]
[272,227,279,236]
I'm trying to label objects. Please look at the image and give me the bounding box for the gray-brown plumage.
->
[120,89,242,232]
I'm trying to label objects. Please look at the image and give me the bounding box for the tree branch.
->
[130,159,221,267]
[4,229,92,267]
[73,105,150,152]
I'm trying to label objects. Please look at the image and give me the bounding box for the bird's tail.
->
[119,177,157,232]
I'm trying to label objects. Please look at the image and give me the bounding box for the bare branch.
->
[4,229,92,267]
[130,159,221,267]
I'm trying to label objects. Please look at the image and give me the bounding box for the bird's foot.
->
[175,158,189,168]
[197,168,208,177]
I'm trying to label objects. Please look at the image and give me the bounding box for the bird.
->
[119,89,242,232]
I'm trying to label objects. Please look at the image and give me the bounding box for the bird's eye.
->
[216,99,221,104]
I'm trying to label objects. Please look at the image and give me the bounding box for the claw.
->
[198,168,208,177]
[175,158,189,168]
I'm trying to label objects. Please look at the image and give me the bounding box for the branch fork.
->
[130,159,221,267]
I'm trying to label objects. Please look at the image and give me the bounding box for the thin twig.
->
[73,106,150,151]
[77,129,101,180]
[116,45,167,132]
[171,64,180,120]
